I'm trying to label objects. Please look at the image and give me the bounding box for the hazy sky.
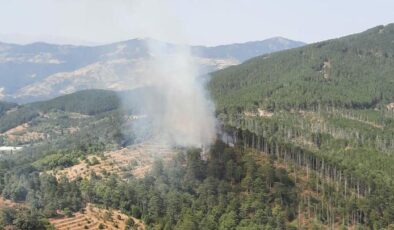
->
[1,0,394,46]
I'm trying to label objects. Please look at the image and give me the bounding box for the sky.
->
[0,0,394,46]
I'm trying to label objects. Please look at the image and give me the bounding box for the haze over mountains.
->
[0,37,304,103]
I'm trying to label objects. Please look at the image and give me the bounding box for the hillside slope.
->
[210,24,394,112]
[209,24,394,228]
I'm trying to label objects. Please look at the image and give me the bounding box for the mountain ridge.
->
[0,37,305,103]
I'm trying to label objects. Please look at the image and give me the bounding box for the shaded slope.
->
[0,89,121,133]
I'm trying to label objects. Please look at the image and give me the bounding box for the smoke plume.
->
[123,0,216,147]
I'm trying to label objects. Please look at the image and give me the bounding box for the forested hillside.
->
[209,24,394,228]
[0,89,121,134]
[31,89,121,115]
[210,24,394,111]
[0,89,303,229]
[0,141,300,229]
[0,24,393,229]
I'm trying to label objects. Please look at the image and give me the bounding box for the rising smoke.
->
[123,0,217,147]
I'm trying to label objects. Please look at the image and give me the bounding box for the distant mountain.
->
[0,38,305,103]
[193,37,305,62]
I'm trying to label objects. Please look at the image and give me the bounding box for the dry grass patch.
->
[50,143,175,180]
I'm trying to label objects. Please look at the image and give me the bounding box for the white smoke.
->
[123,0,216,147]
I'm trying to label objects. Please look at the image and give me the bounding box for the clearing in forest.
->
[50,142,175,180]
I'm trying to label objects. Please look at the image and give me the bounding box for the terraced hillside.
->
[50,143,175,180]
[0,90,162,229]
[50,203,144,230]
